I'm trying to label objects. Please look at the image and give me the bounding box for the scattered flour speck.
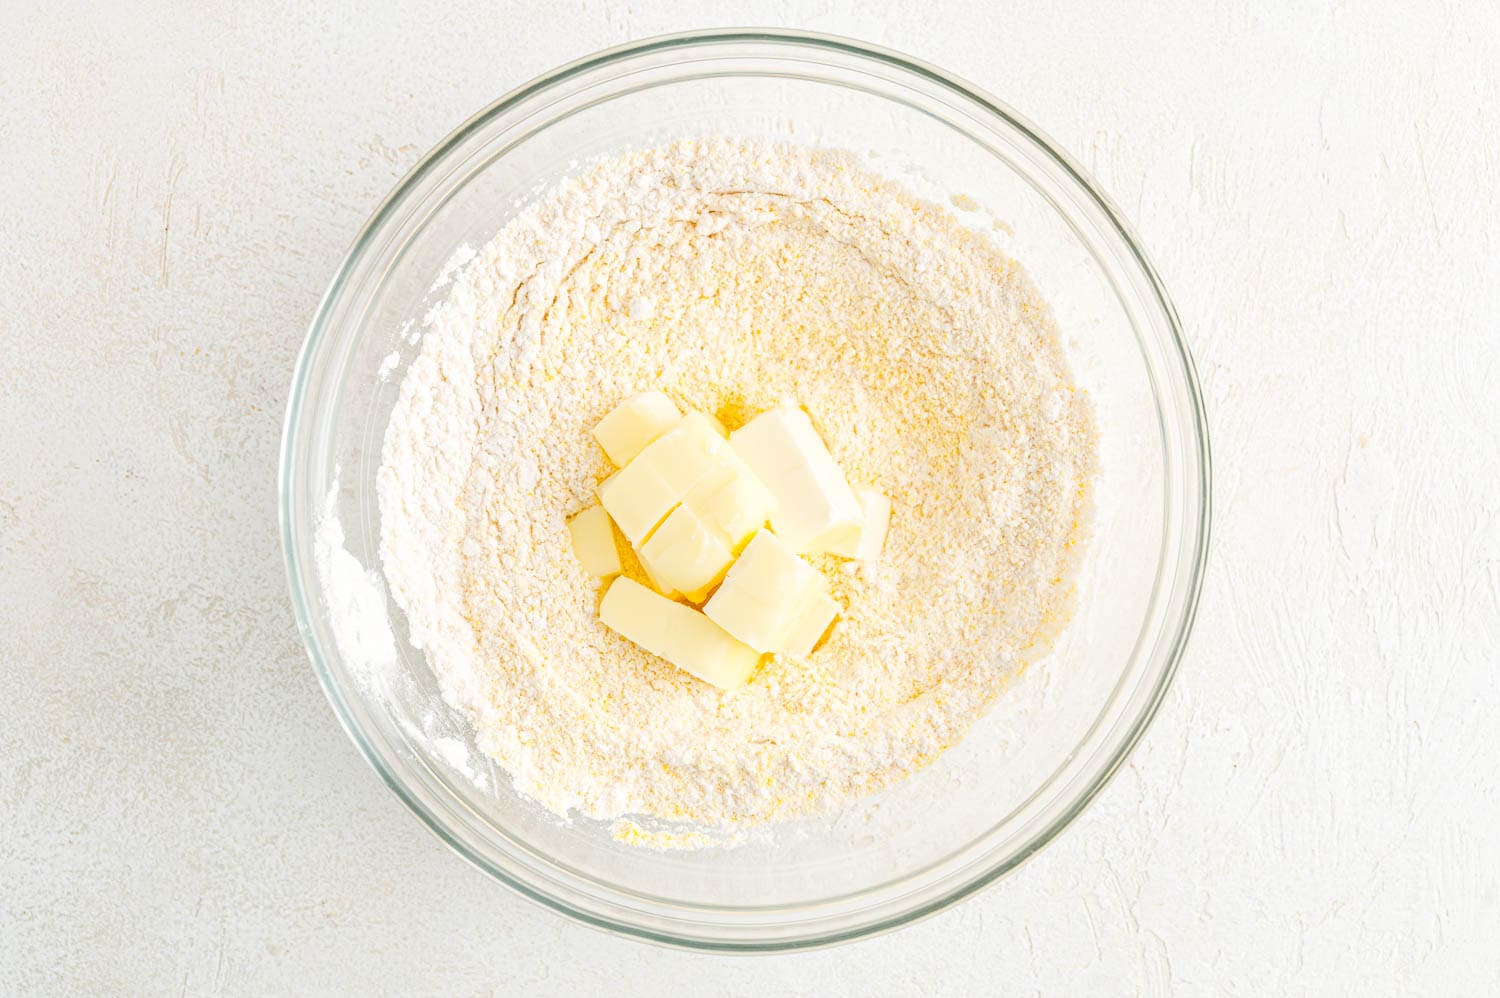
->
[377,351,400,381]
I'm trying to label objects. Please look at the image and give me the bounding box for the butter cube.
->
[600,576,673,656]
[716,530,819,597]
[781,589,840,658]
[730,407,864,553]
[596,414,746,547]
[566,505,622,577]
[637,557,679,601]
[599,577,762,690]
[637,504,734,602]
[593,391,681,466]
[597,463,679,545]
[682,409,728,438]
[704,530,840,655]
[641,415,728,494]
[683,461,777,550]
[807,487,891,561]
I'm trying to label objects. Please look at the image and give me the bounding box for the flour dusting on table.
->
[377,137,1094,832]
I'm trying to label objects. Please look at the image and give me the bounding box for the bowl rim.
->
[279,26,1212,952]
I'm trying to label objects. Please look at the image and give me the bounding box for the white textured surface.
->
[2,1,1496,992]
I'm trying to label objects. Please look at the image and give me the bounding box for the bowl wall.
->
[281,30,1209,950]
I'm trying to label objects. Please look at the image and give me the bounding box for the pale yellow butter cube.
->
[597,463,679,545]
[637,561,679,600]
[598,414,742,546]
[681,409,728,438]
[683,461,777,550]
[637,504,734,602]
[600,576,672,654]
[717,529,818,596]
[808,487,891,561]
[593,391,681,467]
[704,530,835,654]
[730,407,864,553]
[566,505,622,577]
[703,577,783,654]
[781,588,840,658]
[640,415,728,494]
[599,577,761,690]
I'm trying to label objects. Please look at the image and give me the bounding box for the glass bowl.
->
[279,29,1210,951]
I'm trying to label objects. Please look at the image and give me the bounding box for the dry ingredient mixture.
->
[378,137,1095,832]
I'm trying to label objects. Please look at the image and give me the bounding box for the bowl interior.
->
[283,32,1205,948]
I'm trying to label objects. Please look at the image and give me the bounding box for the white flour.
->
[377,138,1095,832]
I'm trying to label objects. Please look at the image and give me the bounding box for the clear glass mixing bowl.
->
[280,29,1210,951]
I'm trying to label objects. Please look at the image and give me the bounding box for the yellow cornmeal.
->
[378,138,1096,836]
[609,818,718,851]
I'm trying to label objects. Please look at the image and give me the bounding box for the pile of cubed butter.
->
[567,392,890,691]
